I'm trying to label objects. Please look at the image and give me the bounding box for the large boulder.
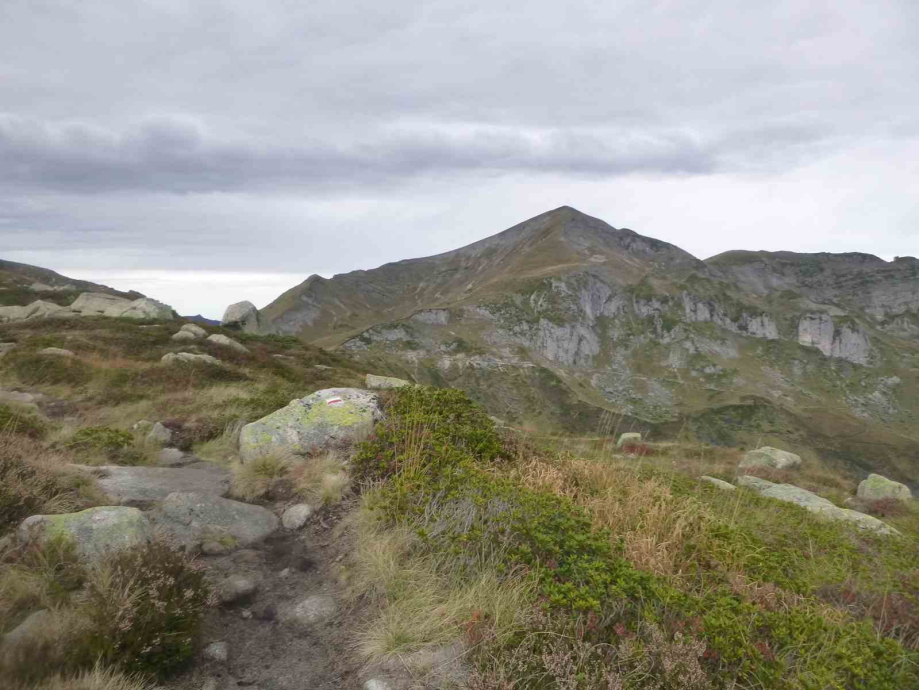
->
[0,300,70,323]
[735,476,899,536]
[172,330,198,342]
[161,352,221,365]
[149,491,279,552]
[616,432,642,448]
[18,506,151,561]
[74,464,231,507]
[857,473,912,502]
[739,447,802,470]
[180,323,208,339]
[207,333,250,353]
[365,374,412,390]
[221,301,260,333]
[238,388,383,462]
[118,297,174,320]
[71,292,131,316]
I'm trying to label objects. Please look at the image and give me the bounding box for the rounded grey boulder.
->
[18,506,152,562]
[739,447,802,470]
[221,301,260,333]
[857,473,912,502]
[238,388,383,462]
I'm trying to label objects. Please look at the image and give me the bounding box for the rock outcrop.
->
[797,314,872,365]
[221,301,260,333]
[238,388,383,462]
[736,477,898,535]
[207,333,250,353]
[857,473,912,502]
[0,292,174,324]
[150,491,279,552]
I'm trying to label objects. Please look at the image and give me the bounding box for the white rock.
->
[739,447,802,470]
[281,504,314,530]
[616,432,642,448]
[146,422,173,446]
[364,681,392,690]
[71,292,131,316]
[39,347,75,357]
[207,333,250,353]
[203,641,229,663]
[118,297,174,320]
[365,374,412,390]
[133,420,154,432]
[172,330,198,342]
[221,301,260,333]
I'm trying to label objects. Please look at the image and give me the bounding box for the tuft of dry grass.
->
[14,664,153,690]
[230,452,292,500]
[194,419,246,464]
[289,451,352,506]
[348,496,535,664]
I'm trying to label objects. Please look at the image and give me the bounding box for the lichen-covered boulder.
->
[18,506,151,561]
[616,432,642,448]
[221,301,260,333]
[149,491,279,552]
[739,447,802,470]
[365,374,412,390]
[857,473,912,502]
[207,333,249,353]
[239,388,383,462]
[161,352,220,365]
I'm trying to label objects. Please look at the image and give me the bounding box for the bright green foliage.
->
[70,427,133,456]
[357,387,919,690]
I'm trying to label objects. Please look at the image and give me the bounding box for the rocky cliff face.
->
[262,207,919,484]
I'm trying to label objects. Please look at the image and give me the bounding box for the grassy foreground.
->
[348,387,919,689]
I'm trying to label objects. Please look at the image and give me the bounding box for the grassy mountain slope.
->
[260,208,919,486]
[0,259,144,308]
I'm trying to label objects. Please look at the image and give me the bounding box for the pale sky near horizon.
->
[2,1,918,318]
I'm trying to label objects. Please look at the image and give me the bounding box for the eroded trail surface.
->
[165,500,367,690]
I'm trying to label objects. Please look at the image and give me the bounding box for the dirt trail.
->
[164,499,369,690]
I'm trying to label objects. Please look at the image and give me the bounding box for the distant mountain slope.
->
[260,207,919,485]
[0,259,144,307]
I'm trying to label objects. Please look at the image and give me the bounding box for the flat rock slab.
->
[74,464,231,507]
[18,506,151,562]
[239,387,383,462]
[150,491,279,552]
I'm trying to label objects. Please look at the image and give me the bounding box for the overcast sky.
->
[2,1,918,317]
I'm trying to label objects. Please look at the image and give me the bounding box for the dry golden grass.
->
[17,665,153,690]
[348,496,535,664]
[290,451,352,506]
[230,452,292,500]
[194,418,245,464]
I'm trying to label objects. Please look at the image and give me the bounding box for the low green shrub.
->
[69,427,133,459]
[0,403,46,438]
[7,353,92,387]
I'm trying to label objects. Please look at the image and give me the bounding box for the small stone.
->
[157,448,192,467]
[281,504,314,530]
[241,609,252,619]
[171,330,198,342]
[203,641,229,663]
[146,422,173,446]
[365,374,412,390]
[285,595,337,626]
[279,567,291,578]
[252,602,277,621]
[364,681,392,690]
[201,541,230,556]
[201,678,220,690]
[218,575,259,604]
[39,347,75,357]
[133,420,154,433]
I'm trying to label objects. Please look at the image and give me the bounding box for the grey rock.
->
[203,641,229,663]
[146,422,173,446]
[739,447,802,470]
[364,681,393,690]
[157,448,195,467]
[207,333,250,353]
[217,575,259,604]
[284,594,337,626]
[39,347,75,358]
[150,492,279,552]
[239,388,383,462]
[18,507,151,562]
[700,476,736,491]
[365,374,412,390]
[161,352,220,365]
[281,504,314,530]
[798,313,872,365]
[118,297,173,320]
[201,678,220,690]
[857,473,912,502]
[75,464,230,506]
[251,602,277,621]
[71,292,131,316]
[616,432,642,448]
[221,301,260,333]
[2,610,52,646]
[180,323,208,338]
[735,475,777,491]
[171,330,198,342]
[0,389,39,408]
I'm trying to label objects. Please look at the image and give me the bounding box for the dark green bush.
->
[7,353,92,387]
[69,426,133,459]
